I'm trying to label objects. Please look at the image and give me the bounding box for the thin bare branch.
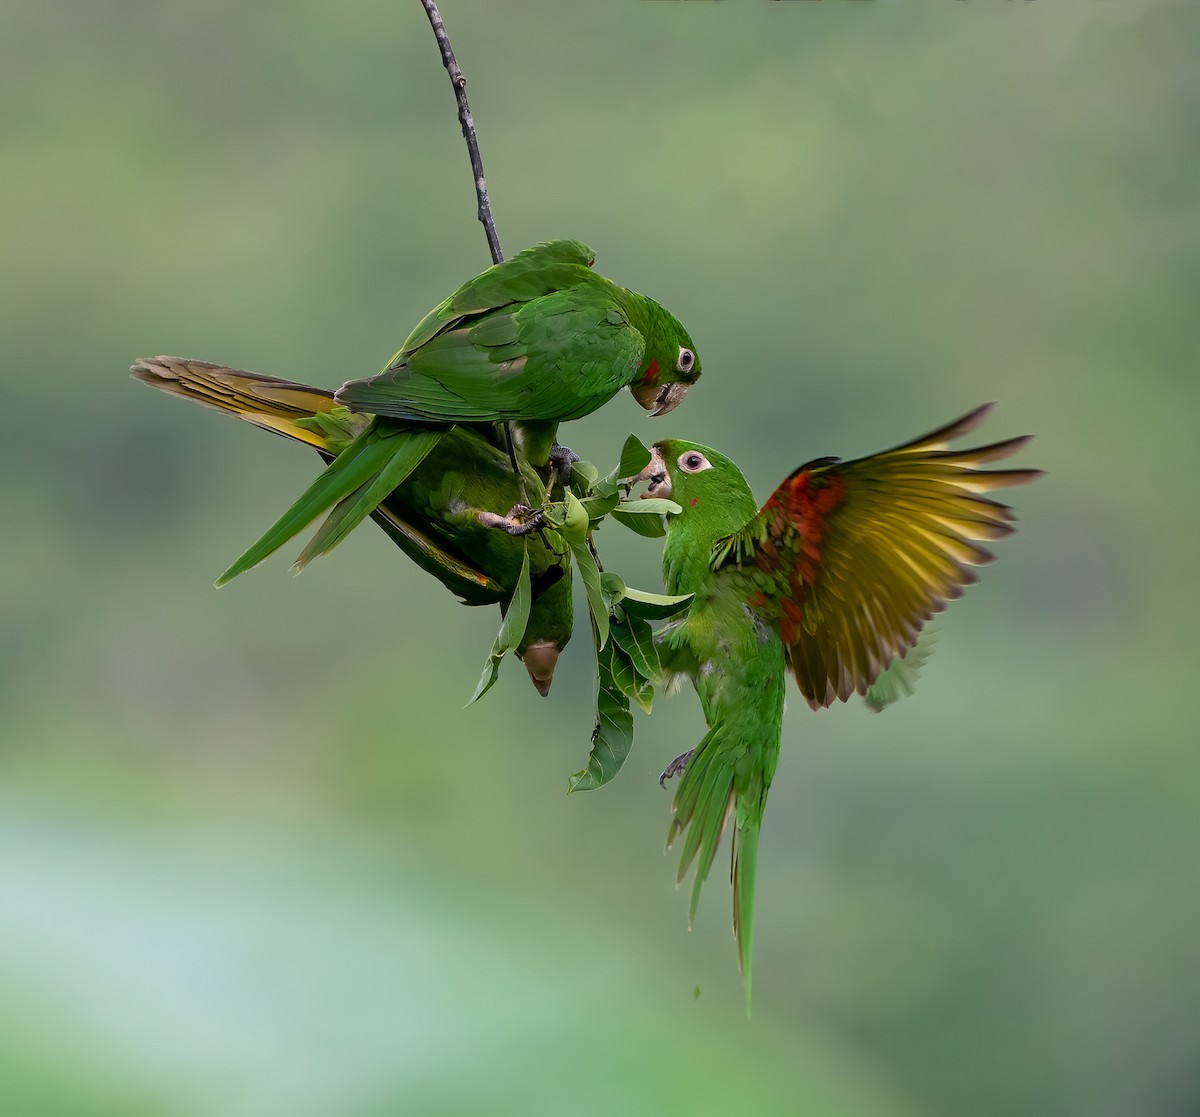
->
[418,0,504,265]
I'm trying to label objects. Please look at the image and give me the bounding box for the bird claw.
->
[659,749,694,786]
[544,443,581,498]
[478,504,545,537]
[548,443,580,470]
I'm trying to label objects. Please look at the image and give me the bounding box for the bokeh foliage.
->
[1,1,1197,1115]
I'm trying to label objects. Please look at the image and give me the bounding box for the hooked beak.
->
[627,445,672,501]
[519,640,560,697]
[630,380,690,417]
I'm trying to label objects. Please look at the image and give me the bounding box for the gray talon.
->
[659,749,694,786]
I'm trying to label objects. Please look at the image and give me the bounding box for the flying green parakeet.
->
[214,239,701,584]
[132,356,571,695]
[633,405,1042,1011]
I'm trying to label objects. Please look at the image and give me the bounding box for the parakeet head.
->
[632,439,757,595]
[627,301,702,417]
[637,439,758,535]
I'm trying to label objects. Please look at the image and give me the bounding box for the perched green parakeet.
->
[132,356,571,694]
[633,405,1041,1011]
[216,239,701,584]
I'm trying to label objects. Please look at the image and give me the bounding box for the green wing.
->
[336,287,646,423]
[716,405,1042,709]
[370,238,596,369]
[132,357,505,601]
[862,625,938,712]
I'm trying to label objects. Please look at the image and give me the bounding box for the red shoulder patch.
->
[769,469,849,618]
[784,471,846,562]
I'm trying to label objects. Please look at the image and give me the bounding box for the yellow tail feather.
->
[131,356,344,450]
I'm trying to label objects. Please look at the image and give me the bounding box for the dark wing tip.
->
[784,455,842,482]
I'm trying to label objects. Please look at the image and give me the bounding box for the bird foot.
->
[548,443,580,472]
[477,504,545,537]
[544,443,581,498]
[659,749,694,786]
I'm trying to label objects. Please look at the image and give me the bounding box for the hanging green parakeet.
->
[213,238,701,584]
[132,356,571,695]
[633,405,1041,1011]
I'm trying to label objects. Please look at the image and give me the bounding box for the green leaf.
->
[468,651,502,707]
[618,586,694,620]
[497,545,533,653]
[610,509,666,538]
[568,637,635,793]
[591,474,619,502]
[467,543,532,705]
[568,459,599,494]
[610,611,660,685]
[598,635,651,711]
[562,492,590,546]
[592,433,653,504]
[616,498,681,516]
[579,490,621,521]
[617,434,652,480]
[600,571,626,608]
[570,538,608,648]
[540,500,568,531]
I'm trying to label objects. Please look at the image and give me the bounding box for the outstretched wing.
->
[715,405,1042,710]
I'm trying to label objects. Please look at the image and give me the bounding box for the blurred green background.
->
[2,1,1197,1114]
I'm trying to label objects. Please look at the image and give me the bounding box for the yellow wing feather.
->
[738,405,1041,709]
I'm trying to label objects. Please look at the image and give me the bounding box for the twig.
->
[418,0,504,265]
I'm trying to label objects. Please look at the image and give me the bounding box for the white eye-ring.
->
[678,450,711,474]
[676,347,695,373]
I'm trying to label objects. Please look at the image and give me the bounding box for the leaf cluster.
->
[468,434,692,791]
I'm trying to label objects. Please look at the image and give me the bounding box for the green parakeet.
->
[132,356,571,694]
[215,239,701,584]
[633,405,1041,1011]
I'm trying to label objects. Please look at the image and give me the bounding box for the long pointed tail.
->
[730,816,760,1017]
[133,355,447,584]
[667,726,765,1015]
[215,424,444,585]
[131,356,349,450]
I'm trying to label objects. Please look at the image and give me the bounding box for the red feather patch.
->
[641,359,660,384]
[756,468,848,635]
[781,470,846,587]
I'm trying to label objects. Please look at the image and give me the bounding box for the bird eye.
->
[678,450,711,474]
[676,347,695,373]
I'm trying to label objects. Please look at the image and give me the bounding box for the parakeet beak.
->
[629,446,671,500]
[519,640,560,697]
[630,380,690,416]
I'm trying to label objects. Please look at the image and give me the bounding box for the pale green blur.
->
[1,2,1196,1115]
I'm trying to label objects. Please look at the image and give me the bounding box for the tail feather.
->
[133,356,504,602]
[293,429,444,571]
[668,728,734,910]
[668,725,767,1016]
[215,425,444,585]
[131,356,344,449]
[730,818,759,1017]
